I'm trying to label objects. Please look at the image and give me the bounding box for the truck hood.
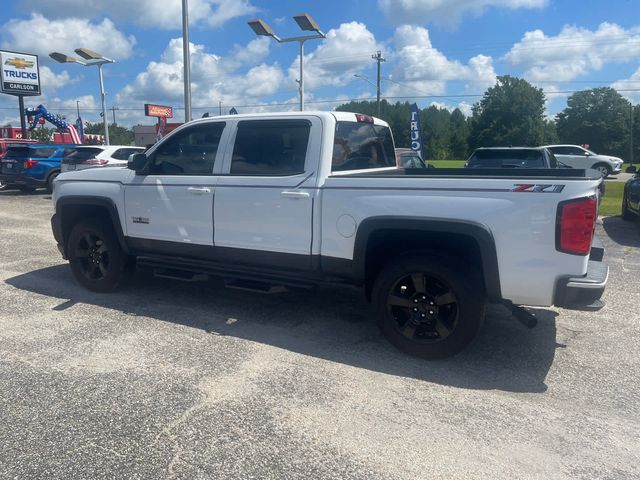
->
[57,165,134,183]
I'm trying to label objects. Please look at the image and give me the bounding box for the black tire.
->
[372,251,485,359]
[621,195,635,221]
[46,171,59,194]
[67,218,130,292]
[0,180,6,191]
[592,163,611,178]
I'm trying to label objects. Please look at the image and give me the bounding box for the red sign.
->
[144,103,173,118]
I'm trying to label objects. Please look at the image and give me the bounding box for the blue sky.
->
[1,0,639,127]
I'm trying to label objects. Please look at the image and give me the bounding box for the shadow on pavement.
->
[602,216,640,247]
[6,264,559,393]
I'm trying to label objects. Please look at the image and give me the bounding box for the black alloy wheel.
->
[373,251,485,359]
[386,272,459,343]
[67,218,130,292]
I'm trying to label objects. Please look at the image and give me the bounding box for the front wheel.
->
[67,218,130,292]
[372,251,485,359]
[46,171,59,194]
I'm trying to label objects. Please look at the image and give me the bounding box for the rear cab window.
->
[467,149,544,168]
[332,120,395,172]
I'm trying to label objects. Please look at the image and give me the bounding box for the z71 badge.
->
[132,216,150,224]
[512,184,565,193]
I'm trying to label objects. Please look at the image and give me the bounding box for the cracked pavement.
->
[1,189,639,479]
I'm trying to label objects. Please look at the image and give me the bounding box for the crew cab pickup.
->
[51,112,608,358]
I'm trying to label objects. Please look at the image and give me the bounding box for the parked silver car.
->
[541,144,623,178]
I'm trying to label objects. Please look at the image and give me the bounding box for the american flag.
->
[67,125,81,144]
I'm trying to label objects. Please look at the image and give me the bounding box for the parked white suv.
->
[61,145,145,172]
[542,145,623,178]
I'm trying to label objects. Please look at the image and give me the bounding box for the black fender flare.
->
[352,216,502,302]
[54,196,129,257]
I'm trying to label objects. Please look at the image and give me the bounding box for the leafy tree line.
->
[336,76,640,162]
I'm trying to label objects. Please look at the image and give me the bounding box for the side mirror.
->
[128,153,149,174]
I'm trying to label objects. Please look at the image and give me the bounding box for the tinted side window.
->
[30,148,57,158]
[567,146,585,155]
[112,148,140,160]
[231,120,310,175]
[150,123,225,175]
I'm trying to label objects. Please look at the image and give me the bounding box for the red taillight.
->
[82,158,108,166]
[557,196,597,255]
[355,113,374,123]
[24,159,38,169]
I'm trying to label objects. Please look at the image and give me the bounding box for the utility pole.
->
[182,0,192,122]
[372,50,385,117]
[111,106,119,125]
[631,103,635,166]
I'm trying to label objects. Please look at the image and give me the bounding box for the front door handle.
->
[281,190,310,199]
[188,187,211,194]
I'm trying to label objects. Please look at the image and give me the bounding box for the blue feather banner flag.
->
[410,103,423,160]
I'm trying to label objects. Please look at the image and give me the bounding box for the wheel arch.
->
[56,196,129,258]
[352,217,502,302]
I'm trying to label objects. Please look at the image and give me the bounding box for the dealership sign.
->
[0,50,41,96]
[144,103,173,118]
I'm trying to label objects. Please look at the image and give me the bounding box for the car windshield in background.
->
[467,149,544,168]
[332,121,396,171]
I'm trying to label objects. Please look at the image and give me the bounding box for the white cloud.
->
[288,22,381,89]
[612,67,640,103]
[1,14,136,61]
[21,0,258,29]
[505,22,640,82]
[115,37,285,124]
[387,25,496,97]
[39,66,77,90]
[378,0,547,26]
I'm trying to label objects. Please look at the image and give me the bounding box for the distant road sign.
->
[144,103,173,118]
[0,50,41,96]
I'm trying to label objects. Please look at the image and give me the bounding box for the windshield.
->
[332,121,395,171]
[467,149,544,168]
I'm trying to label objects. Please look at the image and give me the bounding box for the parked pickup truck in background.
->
[51,111,608,358]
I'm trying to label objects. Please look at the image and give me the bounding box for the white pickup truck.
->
[51,111,608,358]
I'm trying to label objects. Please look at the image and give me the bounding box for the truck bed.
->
[336,167,602,180]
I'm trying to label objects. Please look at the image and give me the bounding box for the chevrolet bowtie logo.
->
[5,57,34,69]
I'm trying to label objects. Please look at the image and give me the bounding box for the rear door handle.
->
[188,187,211,194]
[281,190,310,199]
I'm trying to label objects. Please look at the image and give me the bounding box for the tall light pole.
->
[372,50,385,117]
[182,0,192,122]
[248,13,325,111]
[50,49,114,145]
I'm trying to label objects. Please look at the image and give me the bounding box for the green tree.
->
[449,108,469,159]
[28,126,54,142]
[84,122,134,145]
[468,75,546,149]
[556,87,630,158]
[542,119,559,145]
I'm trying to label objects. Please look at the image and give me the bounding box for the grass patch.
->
[599,181,624,217]
[428,159,466,168]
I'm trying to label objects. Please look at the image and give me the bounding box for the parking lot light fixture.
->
[248,13,326,111]
[49,49,114,145]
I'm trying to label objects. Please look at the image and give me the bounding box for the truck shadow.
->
[602,216,640,247]
[6,265,559,393]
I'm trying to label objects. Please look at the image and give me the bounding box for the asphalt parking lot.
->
[1,189,639,480]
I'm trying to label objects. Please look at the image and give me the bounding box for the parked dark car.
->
[622,171,640,221]
[0,144,79,193]
[394,148,433,168]
[0,138,40,190]
[465,147,561,169]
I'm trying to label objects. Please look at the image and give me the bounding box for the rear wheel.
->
[67,218,130,292]
[46,171,59,194]
[0,180,6,191]
[372,251,485,359]
[593,163,611,178]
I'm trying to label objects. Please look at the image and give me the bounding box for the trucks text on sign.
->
[0,51,41,96]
